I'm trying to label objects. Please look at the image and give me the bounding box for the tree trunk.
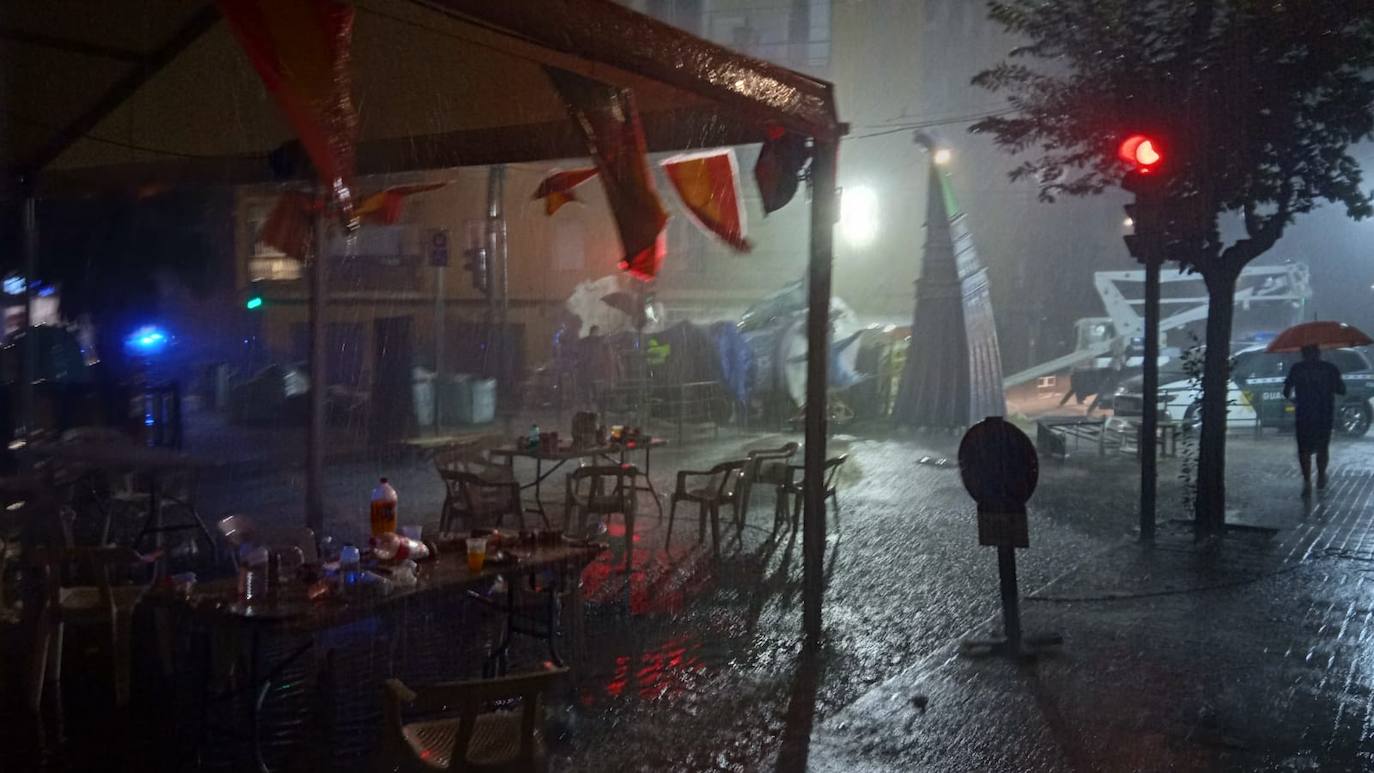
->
[1193,268,1237,535]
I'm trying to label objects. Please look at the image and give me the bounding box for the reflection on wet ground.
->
[8,417,1361,771]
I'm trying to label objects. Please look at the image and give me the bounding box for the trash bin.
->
[412,366,435,428]
[436,374,463,426]
[439,374,495,425]
[463,378,497,424]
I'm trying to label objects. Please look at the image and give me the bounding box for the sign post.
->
[957,416,1063,658]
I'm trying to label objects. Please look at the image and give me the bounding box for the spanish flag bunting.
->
[619,230,667,282]
[533,168,599,215]
[218,0,359,218]
[754,124,809,215]
[354,182,448,225]
[662,150,752,253]
[260,183,446,259]
[259,191,319,260]
[545,67,668,279]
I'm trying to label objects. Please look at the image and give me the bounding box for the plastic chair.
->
[380,667,567,772]
[27,541,156,712]
[739,442,799,524]
[665,460,745,556]
[443,471,528,532]
[777,454,848,530]
[436,444,516,530]
[565,465,638,572]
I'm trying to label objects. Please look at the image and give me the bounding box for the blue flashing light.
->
[3,276,25,295]
[124,325,171,357]
[36,285,56,298]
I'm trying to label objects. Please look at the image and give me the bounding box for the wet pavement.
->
[8,409,1374,771]
[810,442,1374,772]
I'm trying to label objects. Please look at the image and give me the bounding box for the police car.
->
[1112,346,1374,436]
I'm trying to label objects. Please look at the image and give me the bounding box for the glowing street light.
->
[933,148,953,166]
[840,185,880,247]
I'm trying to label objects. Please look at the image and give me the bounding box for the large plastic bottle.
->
[370,478,398,537]
[372,532,430,562]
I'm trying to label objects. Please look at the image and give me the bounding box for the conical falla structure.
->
[894,161,1006,429]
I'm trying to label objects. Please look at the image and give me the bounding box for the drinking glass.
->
[466,537,488,573]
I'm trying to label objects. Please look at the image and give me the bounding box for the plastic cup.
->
[400,525,423,541]
[466,537,487,573]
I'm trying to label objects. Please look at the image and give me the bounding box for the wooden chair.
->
[27,542,156,712]
[444,471,529,532]
[739,442,799,525]
[665,460,745,557]
[777,454,848,530]
[380,667,567,773]
[565,465,638,572]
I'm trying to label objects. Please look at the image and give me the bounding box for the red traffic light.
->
[1118,135,1162,170]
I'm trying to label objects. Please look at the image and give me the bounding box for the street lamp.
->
[840,185,880,247]
[933,148,953,166]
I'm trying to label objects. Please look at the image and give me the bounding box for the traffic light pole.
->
[1119,138,1167,542]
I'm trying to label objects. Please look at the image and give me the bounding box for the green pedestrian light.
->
[245,296,264,310]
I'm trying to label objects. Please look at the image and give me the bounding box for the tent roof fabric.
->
[1,0,841,195]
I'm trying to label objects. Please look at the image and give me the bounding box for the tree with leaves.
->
[971,1,1374,533]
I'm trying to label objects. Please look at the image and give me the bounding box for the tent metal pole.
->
[496,166,509,396]
[21,194,36,437]
[485,165,504,382]
[306,209,327,532]
[803,139,838,640]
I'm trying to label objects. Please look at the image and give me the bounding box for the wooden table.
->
[151,539,604,772]
[490,438,667,522]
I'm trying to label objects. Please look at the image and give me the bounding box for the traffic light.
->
[1118,134,1163,172]
[1122,202,1158,262]
[1119,133,1166,263]
[463,245,489,295]
[245,295,264,310]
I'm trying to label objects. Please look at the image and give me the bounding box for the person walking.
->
[1283,344,1346,495]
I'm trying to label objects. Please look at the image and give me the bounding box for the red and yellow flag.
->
[260,183,446,259]
[532,168,599,215]
[545,67,668,279]
[662,150,751,253]
[354,183,447,225]
[218,0,358,216]
[259,191,319,260]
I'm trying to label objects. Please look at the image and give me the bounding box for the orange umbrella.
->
[1265,321,1373,352]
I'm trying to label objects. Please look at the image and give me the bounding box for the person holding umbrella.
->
[1269,321,1372,495]
[1283,344,1346,494]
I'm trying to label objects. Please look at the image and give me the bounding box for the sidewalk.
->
[808,456,1374,772]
